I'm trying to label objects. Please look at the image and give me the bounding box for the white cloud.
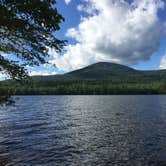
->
[0,72,8,80]
[29,70,57,76]
[0,69,57,80]
[0,68,57,80]
[64,0,72,5]
[53,0,165,72]
[27,63,58,76]
[159,54,166,69]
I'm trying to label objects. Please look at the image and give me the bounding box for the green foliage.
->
[1,80,166,95]
[18,62,166,85]
[1,62,166,95]
[0,0,65,80]
[20,62,166,83]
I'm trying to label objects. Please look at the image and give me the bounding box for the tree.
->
[0,0,65,80]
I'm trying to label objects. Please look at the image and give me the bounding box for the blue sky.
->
[52,0,166,72]
[54,0,166,71]
[2,0,166,79]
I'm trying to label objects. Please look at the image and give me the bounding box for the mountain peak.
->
[66,62,137,80]
[28,62,166,83]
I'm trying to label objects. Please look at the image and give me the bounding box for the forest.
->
[0,80,166,95]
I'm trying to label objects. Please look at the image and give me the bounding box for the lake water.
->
[0,96,166,166]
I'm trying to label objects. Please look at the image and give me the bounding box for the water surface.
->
[0,95,166,166]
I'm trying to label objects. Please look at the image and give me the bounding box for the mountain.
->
[1,62,166,95]
[30,62,166,84]
[66,62,139,79]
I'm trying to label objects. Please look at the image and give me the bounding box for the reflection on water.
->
[0,95,166,166]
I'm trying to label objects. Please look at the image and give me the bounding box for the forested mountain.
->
[27,62,166,83]
[1,62,166,95]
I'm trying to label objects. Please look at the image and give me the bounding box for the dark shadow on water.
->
[0,158,14,166]
[0,96,15,107]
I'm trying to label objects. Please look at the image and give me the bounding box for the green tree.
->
[0,0,65,80]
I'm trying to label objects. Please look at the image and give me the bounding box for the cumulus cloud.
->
[53,0,165,72]
[159,54,166,69]
[64,0,72,5]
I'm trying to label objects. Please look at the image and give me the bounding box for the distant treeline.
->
[0,80,166,95]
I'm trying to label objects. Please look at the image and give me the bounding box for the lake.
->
[0,95,166,166]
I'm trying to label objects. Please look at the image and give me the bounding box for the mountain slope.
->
[29,62,166,84]
[66,62,140,79]
[1,62,166,95]
[1,62,166,86]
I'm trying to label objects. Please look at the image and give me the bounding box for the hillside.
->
[66,62,139,79]
[30,62,166,84]
[1,62,166,95]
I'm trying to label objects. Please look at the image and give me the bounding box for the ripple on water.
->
[0,95,166,166]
